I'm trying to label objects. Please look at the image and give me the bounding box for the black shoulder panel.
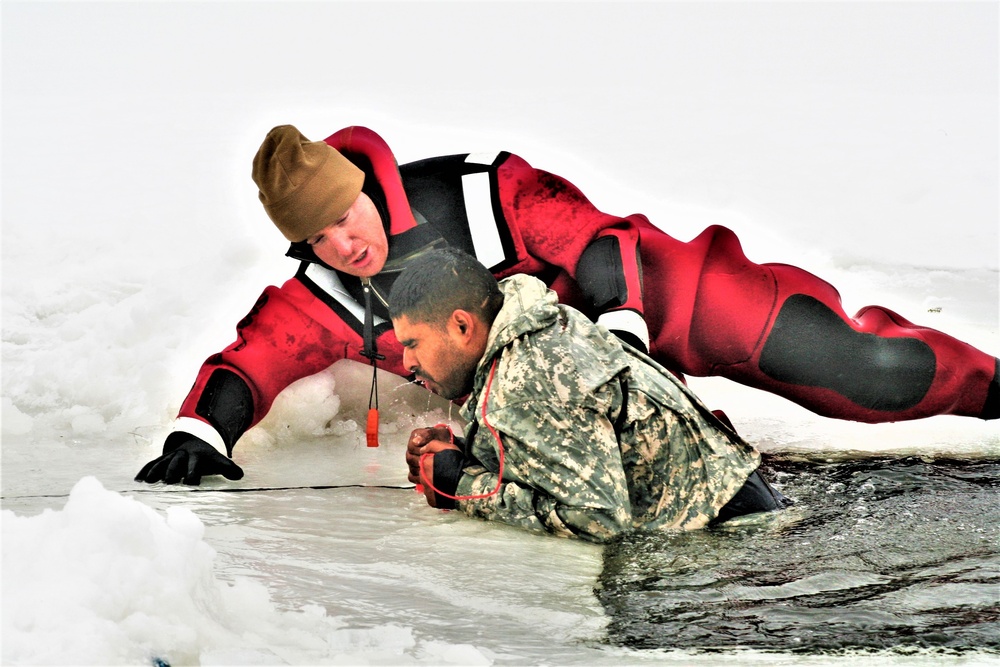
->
[399,153,519,272]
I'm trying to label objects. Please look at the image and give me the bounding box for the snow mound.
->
[1,477,492,666]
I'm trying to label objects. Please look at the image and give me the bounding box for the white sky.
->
[3,1,998,270]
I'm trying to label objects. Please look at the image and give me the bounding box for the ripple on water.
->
[598,455,1000,655]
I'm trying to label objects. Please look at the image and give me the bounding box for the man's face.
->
[393,314,481,400]
[306,192,389,277]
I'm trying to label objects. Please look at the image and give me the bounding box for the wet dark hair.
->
[388,248,504,327]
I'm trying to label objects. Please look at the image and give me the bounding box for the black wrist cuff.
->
[611,328,648,354]
[432,449,465,510]
[195,369,253,455]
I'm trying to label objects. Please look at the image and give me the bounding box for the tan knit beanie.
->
[252,125,365,242]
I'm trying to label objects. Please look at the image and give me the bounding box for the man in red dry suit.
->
[135,124,998,485]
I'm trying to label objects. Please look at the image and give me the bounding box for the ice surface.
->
[2,476,499,665]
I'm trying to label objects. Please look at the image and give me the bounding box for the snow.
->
[2,2,998,665]
[3,476,496,665]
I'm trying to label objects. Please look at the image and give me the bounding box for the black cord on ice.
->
[2,483,418,500]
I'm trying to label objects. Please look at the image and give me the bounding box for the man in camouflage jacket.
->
[391,248,782,543]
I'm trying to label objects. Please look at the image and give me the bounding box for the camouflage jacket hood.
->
[484,274,557,355]
[474,273,630,394]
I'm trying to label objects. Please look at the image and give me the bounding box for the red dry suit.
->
[170,126,999,456]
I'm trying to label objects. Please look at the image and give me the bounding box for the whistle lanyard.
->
[361,278,386,448]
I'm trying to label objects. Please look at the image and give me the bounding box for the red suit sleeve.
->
[173,276,404,449]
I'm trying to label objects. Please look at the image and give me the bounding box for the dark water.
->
[598,454,1000,656]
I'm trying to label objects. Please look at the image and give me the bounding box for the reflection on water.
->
[599,454,1000,655]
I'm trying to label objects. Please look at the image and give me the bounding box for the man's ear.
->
[449,309,489,358]
[449,309,475,339]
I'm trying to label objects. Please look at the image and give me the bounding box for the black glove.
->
[134,434,244,486]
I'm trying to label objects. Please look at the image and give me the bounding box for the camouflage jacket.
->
[453,275,761,543]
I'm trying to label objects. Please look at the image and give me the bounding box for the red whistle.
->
[365,408,379,447]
